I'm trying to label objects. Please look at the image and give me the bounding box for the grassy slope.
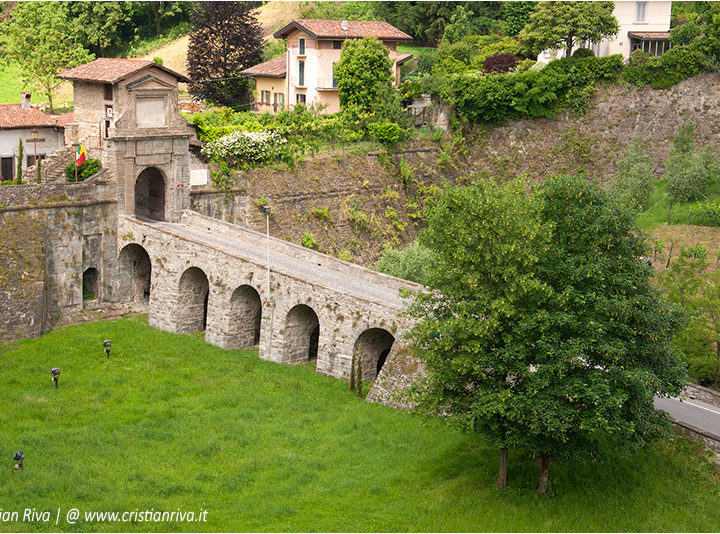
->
[1,317,719,532]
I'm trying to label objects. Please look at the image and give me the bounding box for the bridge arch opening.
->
[118,244,151,305]
[228,284,262,348]
[177,267,209,333]
[283,304,319,364]
[82,268,99,301]
[353,328,395,381]
[135,167,165,221]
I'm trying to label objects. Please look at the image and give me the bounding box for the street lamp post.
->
[261,206,271,298]
[31,128,38,166]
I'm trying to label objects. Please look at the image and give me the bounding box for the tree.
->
[335,37,393,115]
[1,2,93,113]
[608,139,654,212]
[409,175,686,492]
[518,2,619,59]
[187,2,264,107]
[664,122,720,224]
[375,241,435,285]
[15,139,23,185]
[501,1,536,37]
[66,2,130,56]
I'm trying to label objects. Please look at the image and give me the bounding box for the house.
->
[538,1,672,63]
[0,92,65,181]
[57,58,191,151]
[241,19,414,114]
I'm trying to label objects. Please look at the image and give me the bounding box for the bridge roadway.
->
[655,396,720,437]
[141,218,407,310]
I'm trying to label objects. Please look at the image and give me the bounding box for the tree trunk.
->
[566,35,574,58]
[666,240,674,269]
[537,454,550,493]
[497,447,508,488]
[668,198,674,225]
[47,90,54,115]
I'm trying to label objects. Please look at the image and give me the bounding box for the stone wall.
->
[683,383,720,409]
[0,176,119,341]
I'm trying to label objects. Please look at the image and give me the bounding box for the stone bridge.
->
[114,210,419,384]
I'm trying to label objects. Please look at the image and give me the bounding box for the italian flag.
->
[76,143,87,167]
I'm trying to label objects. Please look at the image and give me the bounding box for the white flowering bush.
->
[201,129,288,165]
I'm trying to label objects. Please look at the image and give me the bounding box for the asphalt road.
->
[146,219,407,310]
[654,396,720,436]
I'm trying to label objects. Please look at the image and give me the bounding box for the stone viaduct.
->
[5,58,421,391]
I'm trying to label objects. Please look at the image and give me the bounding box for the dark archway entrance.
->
[228,285,262,348]
[177,267,209,334]
[82,268,99,301]
[118,244,151,304]
[283,304,320,364]
[353,328,395,382]
[135,167,165,221]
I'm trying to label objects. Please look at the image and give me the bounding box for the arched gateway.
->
[135,167,165,221]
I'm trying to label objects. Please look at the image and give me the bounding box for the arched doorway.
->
[118,244,151,304]
[135,167,165,221]
[283,304,320,364]
[227,285,262,348]
[177,267,209,334]
[353,328,395,382]
[82,268,99,301]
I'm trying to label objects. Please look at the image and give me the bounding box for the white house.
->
[0,93,65,181]
[538,1,672,63]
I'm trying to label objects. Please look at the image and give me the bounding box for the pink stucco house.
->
[241,19,413,114]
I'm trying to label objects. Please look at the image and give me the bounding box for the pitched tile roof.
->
[0,104,60,129]
[394,53,414,66]
[240,54,287,78]
[56,111,76,128]
[274,19,412,41]
[57,58,190,84]
[628,31,671,39]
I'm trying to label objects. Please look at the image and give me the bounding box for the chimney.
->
[20,92,31,110]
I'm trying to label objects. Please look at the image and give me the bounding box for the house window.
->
[261,90,271,104]
[105,120,111,138]
[332,63,337,88]
[299,38,305,55]
[636,2,647,23]
[333,40,342,50]
[298,60,305,86]
[296,93,306,104]
[104,83,113,101]
[276,93,285,109]
[1,157,13,181]
[27,155,43,167]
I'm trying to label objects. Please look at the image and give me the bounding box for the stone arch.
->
[353,328,395,382]
[118,244,151,304]
[283,304,320,364]
[82,267,99,301]
[177,267,209,333]
[227,284,262,348]
[135,167,165,221]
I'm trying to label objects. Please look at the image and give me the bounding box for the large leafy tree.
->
[187,2,264,107]
[518,1,619,58]
[335,37,393,115]
[409,175,686,492]
[1,2,93,113]
[66,2,131,56]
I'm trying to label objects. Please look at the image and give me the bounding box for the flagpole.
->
[74,143,78,182]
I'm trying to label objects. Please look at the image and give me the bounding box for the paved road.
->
[654,396,720,436]
[144,219,407,310]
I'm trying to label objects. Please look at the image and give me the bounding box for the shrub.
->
[201,129,288,165]
[369,121,401,147]
[689,199,720,227]
[66,158,102,182]
[624,45,714,89]
[482,53,518,73]
[608,140,654,211]
[300,232,318,249]
[571,47,595,58]
[375,240,435,285]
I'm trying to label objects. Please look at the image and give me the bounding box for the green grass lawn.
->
[0,64,37,105]
[1,317,720,532]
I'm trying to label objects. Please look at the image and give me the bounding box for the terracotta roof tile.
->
[0,104,59,129]
[274,19,412,41]
[57,58,190,84]
[56,111,75,127]
[240,54,287,78]
[628,31,671,39]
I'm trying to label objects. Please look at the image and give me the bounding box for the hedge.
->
[624,45,715,89]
